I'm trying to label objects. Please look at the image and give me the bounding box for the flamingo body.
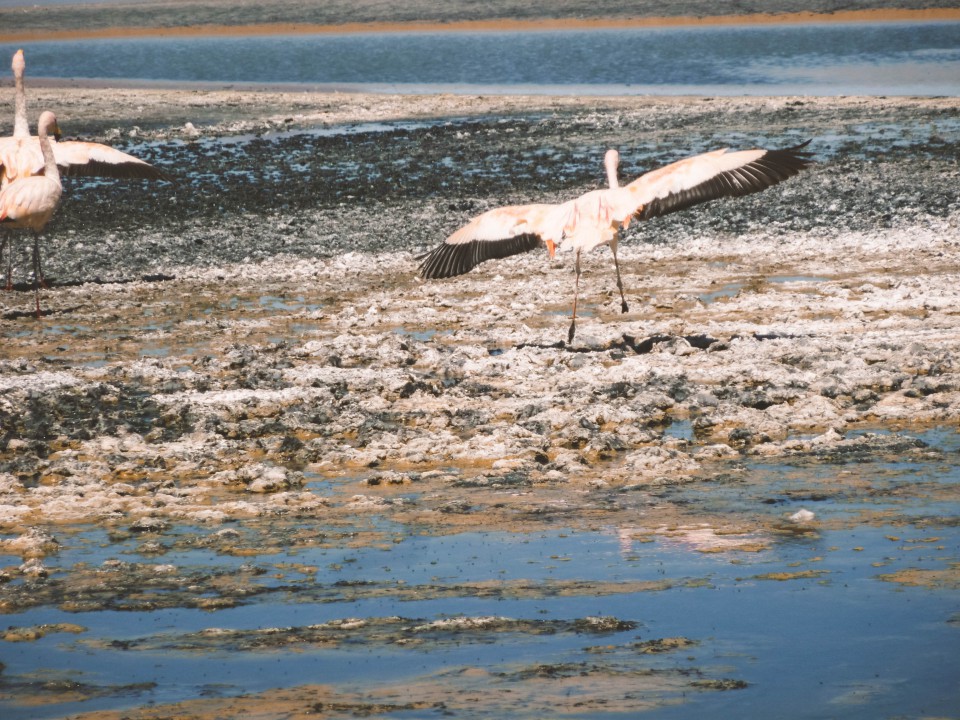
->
[2,49,170,293]
[0,138,38,187]
[0,174,61,231]
[1,50,171,189]
[557,142,812,341]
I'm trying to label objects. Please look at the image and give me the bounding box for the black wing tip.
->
[418,233,543,280]
[769,138,815,164]
[762,140,815,173]
[60,160,175,183]
[636,138,815,221]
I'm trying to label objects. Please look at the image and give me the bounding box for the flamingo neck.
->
[604,152,620,189]
[38,121,60,185]
[13,69,29,139]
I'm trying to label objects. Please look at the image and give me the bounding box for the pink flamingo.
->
[1,50,171,288]
[420,141,812,342]
[0,110,63,317]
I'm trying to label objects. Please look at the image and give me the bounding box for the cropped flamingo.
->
[420,141,813,343]
[0,50,171,187]
[1,49,171,287]
[0,110,62,317]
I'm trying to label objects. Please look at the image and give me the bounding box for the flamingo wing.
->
[419,204,560,279]
[625,141,813,221]
[52,140,173,181]
[0,137,35,186]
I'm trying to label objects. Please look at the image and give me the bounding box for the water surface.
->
[4,22,960,94]
[2,427,958,719]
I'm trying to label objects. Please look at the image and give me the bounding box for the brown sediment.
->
[2,8,959,43]
[752,570,831,581]
[58,647,737,720]
[1,623,86,642]
[58,673,694,720]
[877,564,960,589]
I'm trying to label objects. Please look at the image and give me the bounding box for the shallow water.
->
[5,22,960,94]
[1,426,958,719]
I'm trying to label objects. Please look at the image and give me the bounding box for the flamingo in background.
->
[1,49,171,289]
[1,110,63,317]
[420,141,813,343]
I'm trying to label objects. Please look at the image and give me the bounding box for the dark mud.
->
[1,94,958,285]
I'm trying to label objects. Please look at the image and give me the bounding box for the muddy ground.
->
[0,91,959,717]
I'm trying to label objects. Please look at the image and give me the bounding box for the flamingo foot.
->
[567,319,577,345]
[621,300,629,313]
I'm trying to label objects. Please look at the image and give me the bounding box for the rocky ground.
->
[0,91,959,717]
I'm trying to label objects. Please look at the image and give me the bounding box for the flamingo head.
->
[604,149,621,189]
[38,110,62,141]
[12,49,24,77]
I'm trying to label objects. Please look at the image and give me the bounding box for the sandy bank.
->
[2,8,959,43]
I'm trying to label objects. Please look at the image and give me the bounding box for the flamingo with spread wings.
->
[0,50,172,187]
[0,110,63,317]
[419,141,813,343]
[1,49,171,288]
[418,149,624,280]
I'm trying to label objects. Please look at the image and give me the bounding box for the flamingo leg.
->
[610,237,628,313]
[568,249,581,345]
[32,233,47,289]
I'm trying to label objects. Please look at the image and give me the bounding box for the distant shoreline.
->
[2,7,959,43]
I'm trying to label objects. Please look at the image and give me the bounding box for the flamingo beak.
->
[545,239,556,258]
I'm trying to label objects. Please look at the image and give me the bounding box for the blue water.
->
[3,523,958,719]
[3,21,960,95]
[1,428,959,718]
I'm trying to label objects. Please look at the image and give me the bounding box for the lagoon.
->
[4,21,960,95]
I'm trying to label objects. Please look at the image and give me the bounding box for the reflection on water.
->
[3,22,959,94]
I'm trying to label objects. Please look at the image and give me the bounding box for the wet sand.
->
[1,89,959,717]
